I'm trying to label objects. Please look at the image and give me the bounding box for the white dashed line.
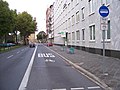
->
[88,86,100,89]
[21,49,24,51]
[17,51,20,54]
[45,59,55,62]
[52,89,66,90]
[71,87,84,90]
[7,55,13,59]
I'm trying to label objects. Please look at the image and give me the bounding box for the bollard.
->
[69,47,74,54]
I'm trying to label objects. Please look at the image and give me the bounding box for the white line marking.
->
[48,53,55,57]
[18,46,37,90]
[38,53,55,58]
[38,53,41,57]
[7,55,13,59]
[43,53,49,57]
[52,89,66,90]
[21,49,24,51]
[71,87,84,90]
[17,51,20,54]
[45,59,55,62]
[88,86,100,89]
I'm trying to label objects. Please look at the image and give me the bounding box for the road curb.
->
[46,46,113,90]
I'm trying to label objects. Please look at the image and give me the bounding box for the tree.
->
[10,9,18,43]
[37,31,47,43]
[0,0,14,43]
[16,11,36,44]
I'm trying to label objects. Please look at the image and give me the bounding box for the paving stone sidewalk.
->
[49,45,120,90]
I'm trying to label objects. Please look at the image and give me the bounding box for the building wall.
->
[53,0,120,58]
[28,33,35,43]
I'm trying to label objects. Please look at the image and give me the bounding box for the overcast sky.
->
[5,0,55,33]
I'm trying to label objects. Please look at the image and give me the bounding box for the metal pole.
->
[103,30,105,58]
[102,29,108,75]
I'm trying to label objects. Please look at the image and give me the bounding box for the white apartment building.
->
[53,0,120,58]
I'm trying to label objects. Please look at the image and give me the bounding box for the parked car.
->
[0,43,15,47]
[47,43,53,46]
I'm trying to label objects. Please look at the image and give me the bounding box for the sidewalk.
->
[49,45,120,90]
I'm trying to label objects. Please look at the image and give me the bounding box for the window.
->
[68,33,71,41]
[68,3,70,12]
[82,29,85,40]
[101,0,110,5]
[89,0,95,14]
[76,11,80,23]
[68,18,71,27]
[81,7,85,20]
[65,20,67,29]
[89,25,95,40]
[106,0,110,4]
[76,30,80,40]
[75,0,79,5]
[72,15,75,25]
[72,32,75,40]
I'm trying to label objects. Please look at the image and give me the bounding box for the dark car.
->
[29,43,35,48]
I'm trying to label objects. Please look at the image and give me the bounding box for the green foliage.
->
[0,0,37,44]
[0,0,13,37]
[37,31,46,40]
[16,12,36,37]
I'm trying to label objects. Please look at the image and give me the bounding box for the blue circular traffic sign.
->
[99,5,109,17]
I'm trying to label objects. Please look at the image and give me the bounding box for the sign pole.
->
[99,5,109,75]
[103,30,105,59]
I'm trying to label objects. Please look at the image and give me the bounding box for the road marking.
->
[38,53,44,57]
[7,55,13,59]
[88,86,100,89]
[21,49,24,51]
[47,53,55,57]
[52,88,66,90]
[38,53,55,58]
[18,46,38,90]
[71,87,84,90]
[45,59,55,62]
[43,53,49,57]
[17,51,20,54]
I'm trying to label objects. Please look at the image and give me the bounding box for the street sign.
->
[99,5,109,17]
[100,17,108,30]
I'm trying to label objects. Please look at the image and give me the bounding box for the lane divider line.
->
[88,86,100,89]
[7,55,13,59]
[18,46,37,90]
[17,51,20,54]
[71,87,84,90]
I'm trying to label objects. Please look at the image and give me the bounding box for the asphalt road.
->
[0,46,35,90]
[26,44,104,90]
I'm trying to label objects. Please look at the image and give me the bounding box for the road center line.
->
[7,55,13,59]
[18,46,37,90]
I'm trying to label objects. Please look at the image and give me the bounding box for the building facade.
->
[53,0,120,58]
[46,4,54,43]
